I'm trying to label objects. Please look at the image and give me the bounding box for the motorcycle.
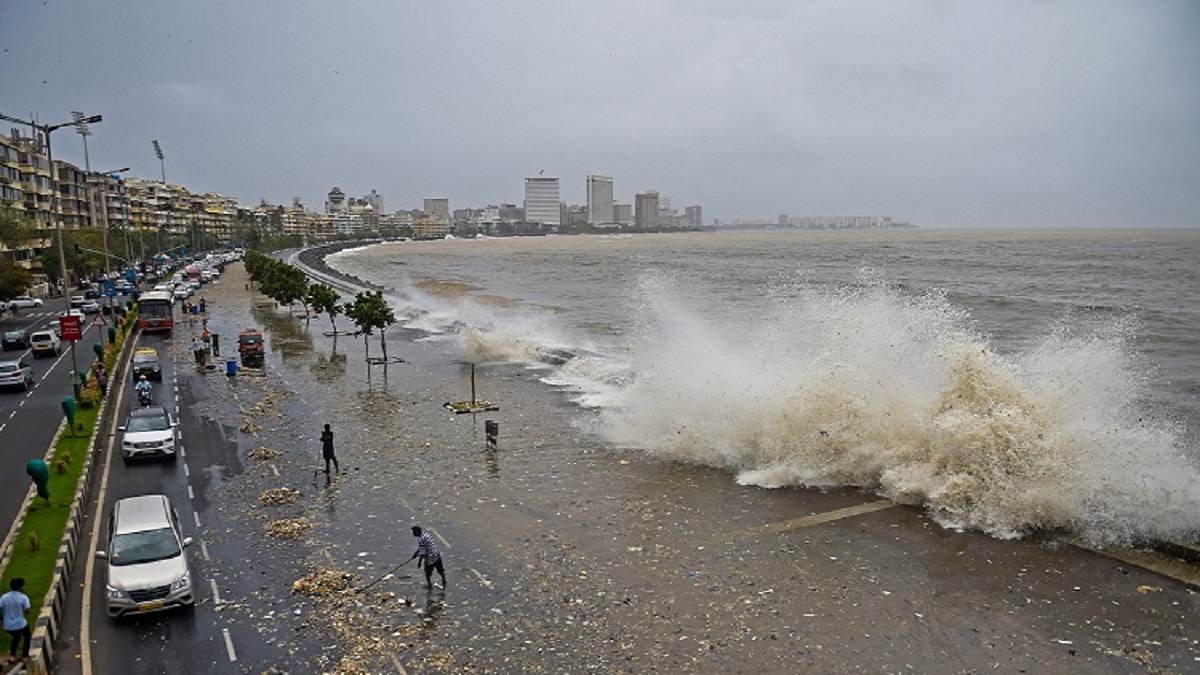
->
[137,386,153,406]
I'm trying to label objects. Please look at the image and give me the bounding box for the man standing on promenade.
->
[320,423,339,474]
[410,526,446,590]
[1,578,31,664]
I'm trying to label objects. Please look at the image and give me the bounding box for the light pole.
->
[95,167,130,294]
[152,140,165,261]
[0,111,103,401]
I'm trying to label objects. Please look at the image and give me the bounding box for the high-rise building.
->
[523,176,560,227]
[325,187,346,213]
[586,175,614,225]
[634,191,659,228]
[684,205,704,228]
[423,198,450,222]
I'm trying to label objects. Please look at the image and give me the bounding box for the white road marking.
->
[432,528,451,550]
[182,461,189,477]
[193,512,202,529]
[187,484,194,500]
[199,540,210,561]
[388,653,407,674]
[222,628,238,662]
[271,464,279,477]
[211,580,222,605]
[469,567,494,588]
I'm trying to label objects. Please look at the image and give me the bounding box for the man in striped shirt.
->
[410,526,446,590]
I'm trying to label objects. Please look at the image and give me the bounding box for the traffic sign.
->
[103,281,117,297]
[60,315,82,341]
[92,313,108,327]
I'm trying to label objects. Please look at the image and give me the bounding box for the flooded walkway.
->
[186,261,1199,673]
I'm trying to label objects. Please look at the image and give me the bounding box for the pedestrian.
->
[95,362,108,395]
[199,296,206,313]
[320,423,339,474]
[191,335,204,365]
[410,526,446,590]
[1,578,31,664]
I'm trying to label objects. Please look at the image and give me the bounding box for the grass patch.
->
[1,405,98,605]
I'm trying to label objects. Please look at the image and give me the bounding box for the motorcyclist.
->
[135,375,152,402]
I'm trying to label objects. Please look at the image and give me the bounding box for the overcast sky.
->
[2,1,1198,227]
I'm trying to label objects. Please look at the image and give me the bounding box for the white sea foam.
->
[597,275,1200,544]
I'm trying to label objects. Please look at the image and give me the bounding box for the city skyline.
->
[2,2,1198,227]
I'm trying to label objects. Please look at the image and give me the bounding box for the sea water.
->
[327,228,1200,544]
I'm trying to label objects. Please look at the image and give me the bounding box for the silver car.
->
[96,494,194,618]
[0,359,34,391]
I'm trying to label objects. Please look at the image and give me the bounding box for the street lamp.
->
[0,111,103,401]
[152,139,165,260]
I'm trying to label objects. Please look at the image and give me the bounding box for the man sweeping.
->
[409,526,446,590]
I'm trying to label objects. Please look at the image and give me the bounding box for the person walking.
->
[320,423,339,474]
[410,526,446,590]
[1,578,31,664]
[191,335,205,365]
[95,362,108,396]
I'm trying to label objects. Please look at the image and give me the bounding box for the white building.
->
[523,176,560,227]
[586,175,614,225]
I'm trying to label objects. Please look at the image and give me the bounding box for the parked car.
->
[7,296,43,309]
[118,405,177,461]
[29,330,61,357]
[131,347,162,380]
[2,328,30,351]
[95,494,194,617]
[0,359,34,391]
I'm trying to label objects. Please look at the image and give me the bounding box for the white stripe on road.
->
[211,580,222,605]
[222,628,238,662]
[187,484,194,500]
[432,528,451,550]
[199,540,210,561]
[193,511,201,529]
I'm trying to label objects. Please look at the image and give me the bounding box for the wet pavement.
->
[70,261,1200,673]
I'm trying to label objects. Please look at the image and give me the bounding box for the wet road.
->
[57,263,1200,673]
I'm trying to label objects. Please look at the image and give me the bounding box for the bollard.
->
[61,397,76,428]
[26,459,50,500]
[93,343,104,360]
[108,326,117,344]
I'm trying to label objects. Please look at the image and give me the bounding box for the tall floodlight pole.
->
[72,111,109,307]
[0,111,104,401]
[152,139,165,261]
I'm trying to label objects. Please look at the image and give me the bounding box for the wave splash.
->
[597,274,1200,544]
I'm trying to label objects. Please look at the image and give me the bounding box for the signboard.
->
[103,281,117,297]
[59,315,82,342]
[126,268,137,282]
[92,313,108,327]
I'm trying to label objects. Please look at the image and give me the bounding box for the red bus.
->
[137,290,175,333]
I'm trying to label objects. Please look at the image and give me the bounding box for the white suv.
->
[96,494,194,618]
[29,330,61,358]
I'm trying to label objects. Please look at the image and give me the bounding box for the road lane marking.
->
[469,568,493,589]
[432,528,451,550]
[199,540,210,561]
[193,512,202,529]
[187,484,194,500]
[389,653,407,674]
[738,499,899,538]
[182,461,189,477]
[211,580,222,605]
[222,628,238,662]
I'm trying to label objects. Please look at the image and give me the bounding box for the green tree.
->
[343,290,396,362]
[259,260,309,314]
[306,283,342,333]
[0,208,38,263]
[0,259,35,300]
